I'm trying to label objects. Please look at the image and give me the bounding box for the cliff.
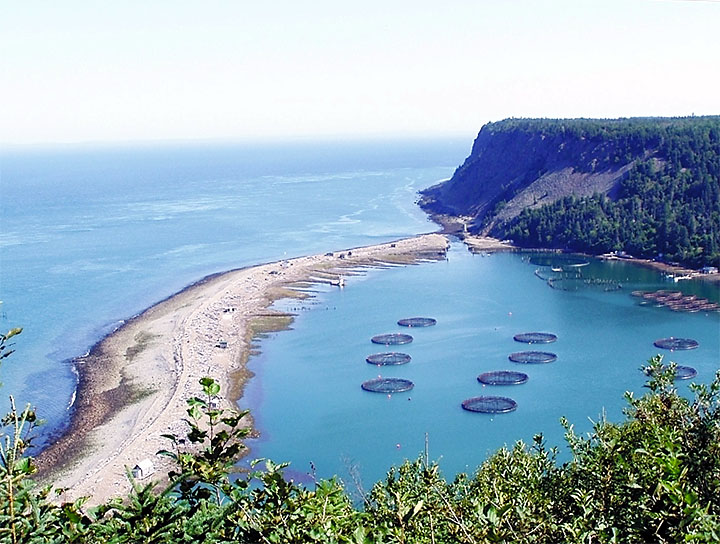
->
[421,117,720,267]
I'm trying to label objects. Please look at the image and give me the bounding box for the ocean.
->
[0,138,464,443]
[0,139,717,486]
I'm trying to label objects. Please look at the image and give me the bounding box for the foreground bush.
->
[1,334,718,543]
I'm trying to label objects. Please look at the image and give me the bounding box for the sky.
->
[1,0,719,145]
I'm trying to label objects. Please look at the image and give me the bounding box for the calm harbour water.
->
[0,139,717,482]
[242,244,719,487]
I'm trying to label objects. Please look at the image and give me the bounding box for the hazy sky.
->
[2,0,719,145]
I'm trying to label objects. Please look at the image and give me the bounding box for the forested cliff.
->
[421,117,720,267]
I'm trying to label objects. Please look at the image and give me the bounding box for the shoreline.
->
[33,228,717,505]
[422,209,719,283]
[459,232,719,284]
[35,233,450,505]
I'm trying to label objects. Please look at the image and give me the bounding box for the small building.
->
[131,459,155,480]
[700,266,718,275]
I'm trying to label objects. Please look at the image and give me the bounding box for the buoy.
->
[396,443,401,449]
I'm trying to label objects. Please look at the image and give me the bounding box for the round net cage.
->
[509,351,557,364]
[477,370,529,385]
[371,333,413,345]
[397,317,437,328]
[675,365,698,380]
[361,377,414,393]
[513,332,557,344]
[653,337,699,350]
[644,364,698,381]
[462,396,517,414]
[366,352,412,366]
[528,255,589,269]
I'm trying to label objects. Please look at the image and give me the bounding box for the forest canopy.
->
[493,117,720,267]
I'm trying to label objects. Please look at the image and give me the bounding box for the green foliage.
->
[2,336,719,542]
[559,355,720,542]
[496,117,720,267]
[0,329,23,388]
[157,376,250,506]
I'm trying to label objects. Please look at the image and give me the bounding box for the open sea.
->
[1,139,718,487]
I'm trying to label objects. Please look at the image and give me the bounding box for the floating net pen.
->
[508,351,557,364]
[477,370,529,385]
[371,333,413,345]
[513,332,558,344]
[461,396,517,413]
[361,377,414,393]
[644,365,698,380]
[653,337,699,350]
[397,317,437,327]
[675,365,698,380]
[366,352,412,366]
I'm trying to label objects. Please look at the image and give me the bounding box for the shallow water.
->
[242,243,719,487]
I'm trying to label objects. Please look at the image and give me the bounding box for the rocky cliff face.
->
[420,119,655,235]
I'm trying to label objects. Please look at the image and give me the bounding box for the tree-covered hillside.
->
[422,117,720,267]
[500,118,720,267]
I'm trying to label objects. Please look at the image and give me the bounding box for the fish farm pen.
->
[462,396,518,414]
[371,333,413,345]
[361,377,414,393]
[397,317,437,327]
[513,332,557,344]
[632,290,720,313]
[653,337,699,350]
[644,364,698,380]
[477,370,529,385]
[528,255,590,270]
[365,352,411,366]
[509,351,558,364]
[674,365,699,380]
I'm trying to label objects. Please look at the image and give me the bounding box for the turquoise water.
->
[243,244,719,487]
[0,139,464,444]
[0,139,717,480]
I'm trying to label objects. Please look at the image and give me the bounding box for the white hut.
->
[132,459,155,480]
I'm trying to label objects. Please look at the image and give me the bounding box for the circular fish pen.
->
[653,337,699,350]
[397,317,437,328]
[675,365,698,380]
[513,332,557,344]
[361,377,414,393]
[529,255,590,270]
[644,364,698,380]
[477,370,529,386]
[366,352,411,366]
[462,396,517,414]
[371,333,413,345]
[509,351,557,364]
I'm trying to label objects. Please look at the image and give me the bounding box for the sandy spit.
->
[35,234,449,505]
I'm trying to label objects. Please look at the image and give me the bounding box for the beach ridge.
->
[36,233,450,505]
